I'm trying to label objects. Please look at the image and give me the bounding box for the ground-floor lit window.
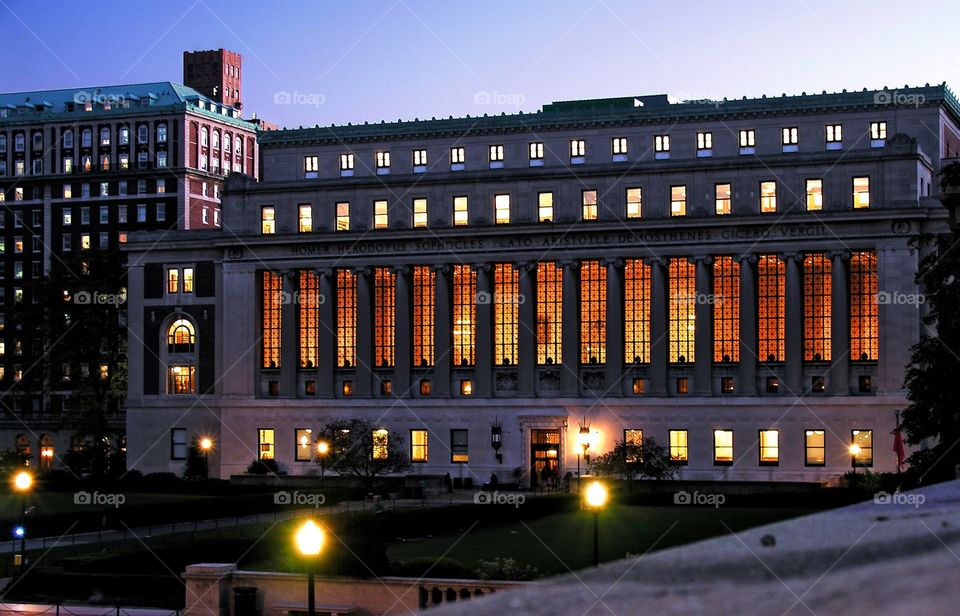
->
[295,428,313,462]
[669,430,688,464]
[258,429,275,460]
[713,429,733,465]
[373,429,389,460]
[805,430,825,466]
[170,428,187,460]
[759,430,779,465]
[451,429,468,463]
[852,430,873,467]
[410,429,428,463]
[624,429,642,463]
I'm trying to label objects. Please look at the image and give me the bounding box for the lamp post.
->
[584,481,608,567]
[849,444,861,475]
[316,441,329,487]
[295,519,324,616]
[576,421,591,492]
[12,470,32,572]
[199,438,213,480]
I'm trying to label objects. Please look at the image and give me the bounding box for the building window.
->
[336,202,350,231]
[167,268,180,294]
[806,179,823,211]
[258,429,275,460]
[580,260,606,365]
[803,253,832,362]
[453,196,469,226]
[654,134,670,154]
[297,205,312,233]
[261,206,275,235]
[450,146,465,168]
[157,123,167,143]
[262,272,282,368]
[410,429,428,463]
[714,430,734,465]
[413,148,427,169]
[781,127,799,149]
[676,377,689,394]
[494,194,510,224]
[623,429,643,463]
[299,271,319,369]
[612,137,627,156]
[376,151,391,171]
[812,375,825,392]
[697,131,713,152]
[537,262,562,365]
[339,153,354,174]
[413,198,428,228]
[624,259,650,364]
[451,429,468,463]
[375,268,396,368]
[804,430,826,466]
[336,269,357,368]
[167,366,195,394]
[372,429,389,460]
[171,429,187,460]
[669,258,695,363]
[413,266,435,367]
[850,251,878,361]
[760,181,777,213]
[374,200,389,229]
[758,255,785,362]
[852,430,873,467]
[453,265,476,366]
[715,183,731,215]
[632,378,644,394]
[529,142,544,164]
[626,187,642,219]
[859,375,872,393]
[182,268,194,293]
[751,431,783,470]
[670,185,686,216]
[538,192,554,223]
[419,380,431,395]
[581,190,598,221]
[713,256,740,362]
[304,155,318,178]
[570,139,586,160]
[489,144,504,163]
[870,121,887,146]
[825,124,843,147]
[669,430,688,464]
[853,177,870,209]
[721,376,735,393]
[295,429,313,462]
[494,263,519,366]
[739,129,756,152]
[460,379,473,395]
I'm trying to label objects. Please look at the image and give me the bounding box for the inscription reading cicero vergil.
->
[286,224,828,258]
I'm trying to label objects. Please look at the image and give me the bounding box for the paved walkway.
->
[0,604,175,616]
[431,480,960,616]
[0,491,484,554]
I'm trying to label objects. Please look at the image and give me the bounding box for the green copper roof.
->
[260,84,960,146]
[0,82,258,130]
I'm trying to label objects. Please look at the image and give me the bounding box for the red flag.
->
[893,427,906,472]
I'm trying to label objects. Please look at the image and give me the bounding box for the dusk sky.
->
[2,0,959,128]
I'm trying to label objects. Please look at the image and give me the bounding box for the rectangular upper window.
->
[806,179,823,211]
[453,196,469,226]
[538,192,553,223]
[489,144,504,162]
[870,121,887,146]
[654,134,670,152]
[670,185,686,217]
[336,202,350,231]
[781,127,799,145]
[413,198,428,228]
[298,204,312,233]
[582,190,598,221]
[413,148,427,166]
[715,183,731,215]
[450,146,465,167]
[376,151,391,168]
[261,206,275,234]
[826,124,843,147]
[760,181,777,213]
[339,153,354,173]
[853,177,870,209]
[612,137,627,156]
[494,194,510,224]
[529,142,544,161]
[697,131,713,150]
[374,200,389,229]
[570,139,585,158]
[739,129,756,149]
[626,187,642,219]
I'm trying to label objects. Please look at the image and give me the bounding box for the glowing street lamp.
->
[317,441,330,486]
[12,470,33,572]
[584,481,608,567]
[576,420,591,491]
[199,438,213,480]
[295,519,325,616]
[849,444,861,474]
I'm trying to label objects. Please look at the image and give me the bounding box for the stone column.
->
[433,264,452,397]
[829,252,850,394]
[316,269,335,398]
[474,263,493,397]
[560,260,580,395]
[694,256,713,395]
[738,255,758,395]
[647,257,668,395]
[784,253,803,394]
[604,258,624,396]
[354,267,373,397]
[393,266,411,396]
[516,262,536,396]
[280,271,298,398]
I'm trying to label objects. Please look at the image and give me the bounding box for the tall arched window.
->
[200,127,208,147]
[234,136,242,154]
[211,130,219,150]
[167,319,195,353]
[163,316,197,395]
[15,434,30,464]
[63,129,74,148]
[39,434,54,470]
[156,123,167,143]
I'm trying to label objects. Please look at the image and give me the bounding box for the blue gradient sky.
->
[1,0,958,128]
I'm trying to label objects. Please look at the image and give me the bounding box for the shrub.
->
[246,458,283,475]
[475,557,539,581]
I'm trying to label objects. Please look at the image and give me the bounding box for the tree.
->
[320,418,410,491]
[900,161,960,483]
[592,436,676,487]
[10,249,128,477]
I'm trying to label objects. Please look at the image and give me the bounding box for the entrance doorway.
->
[530,429,561,489]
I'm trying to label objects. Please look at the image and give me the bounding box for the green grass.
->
[385,504,814,575]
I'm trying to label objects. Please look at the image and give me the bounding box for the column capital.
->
[643,255,665,267]
[431,263,451,274]
[738,253,758,265]
[601,257,624,268]
[390,264,410,275]
[690,255,714,266]
[828,250,851,261]
[472,262,492,273]
[316,268,335,279]
[780,252,802,263]
[513,261,536,274]
[350,266,372,277]
[560,259,580,270]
